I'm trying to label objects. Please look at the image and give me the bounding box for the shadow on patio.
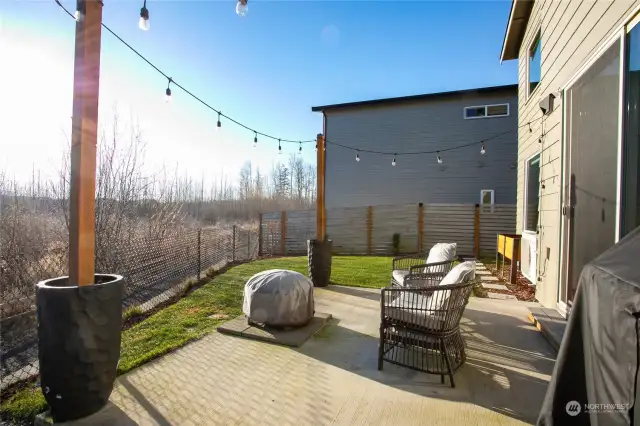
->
[107,285,555,425]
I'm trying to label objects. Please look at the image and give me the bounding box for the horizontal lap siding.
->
[324,90,518,209]
[516,0,640,307]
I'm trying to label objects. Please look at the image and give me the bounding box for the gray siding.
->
[324,90,518,208]
[515,0,640,308]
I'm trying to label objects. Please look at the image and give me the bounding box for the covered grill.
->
[243,269,315,328]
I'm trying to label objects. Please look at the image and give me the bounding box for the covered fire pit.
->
[242,269,315,328]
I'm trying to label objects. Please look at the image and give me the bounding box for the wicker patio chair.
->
[378,270,475,387]
[391,259,455,288]
[391,243,457,287]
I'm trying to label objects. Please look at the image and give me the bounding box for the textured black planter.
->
[308,239,333,287]
[36,274,124,422]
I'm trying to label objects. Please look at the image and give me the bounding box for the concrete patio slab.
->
[487,292,518,301]
[217,313,332,347]
[107,286,555,425]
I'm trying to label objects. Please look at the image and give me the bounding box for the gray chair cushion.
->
[392,269,409,285]
[424,243,457,273]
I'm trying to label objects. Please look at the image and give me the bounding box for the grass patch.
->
[0,256,394,424]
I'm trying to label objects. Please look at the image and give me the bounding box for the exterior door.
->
[561,39,621,307]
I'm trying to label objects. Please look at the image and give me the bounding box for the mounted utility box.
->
[497,233,521,284]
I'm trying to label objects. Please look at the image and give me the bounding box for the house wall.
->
[322,90,518,209]
[515,0,640,308]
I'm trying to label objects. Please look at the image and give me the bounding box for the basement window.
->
[464,103,510,119]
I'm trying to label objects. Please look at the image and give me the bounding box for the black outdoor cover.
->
[538,226,640,426]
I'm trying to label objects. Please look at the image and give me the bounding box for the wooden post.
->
[258,213,263,256]
[68,0,103,286]
[281,211,287,255]
[316,134,326,241]
[417,203,424,253]
[474,204,480,259]
[232,225,237,262]
[366,206,373,255]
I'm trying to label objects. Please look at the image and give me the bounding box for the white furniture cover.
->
[243,269,314,327]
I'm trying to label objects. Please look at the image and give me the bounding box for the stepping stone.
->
[487,292,518,301]
[479,276,500,282]
[482,283,509,291]
[476,270,492,275]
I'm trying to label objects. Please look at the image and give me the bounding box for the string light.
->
[437,152,443,164]
[278,139,282,154]
[254,132,258,147]
[74,0,85,22]
[480,141,486,155]
[298,142,302,153]
[54,1,543,159]
[139,0,150,31]
[356,151,360,162]
[236,0,248,17]
[165,78,172,102]
[392,154,396,167]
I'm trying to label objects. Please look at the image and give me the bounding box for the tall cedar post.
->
[316,134,326,241]
[258,213,263,256]
[474,204,480,258]
[366,206,373,255]
[281,211,287,255]
[417,203,424,253]
[232,225,237,262]
[197,229,202,279]
[68,0,103,286]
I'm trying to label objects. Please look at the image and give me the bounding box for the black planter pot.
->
[308,239,333,287]
[36,274,124,422]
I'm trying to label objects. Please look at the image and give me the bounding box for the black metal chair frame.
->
[391,257,456,288]
[378,280,474,387]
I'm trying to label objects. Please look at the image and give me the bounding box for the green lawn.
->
[0,256,392,424]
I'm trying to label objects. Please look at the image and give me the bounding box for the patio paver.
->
[108,286,555,425]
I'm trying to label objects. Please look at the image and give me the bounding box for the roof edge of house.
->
[311,84,518,113]
[500,0,534,62]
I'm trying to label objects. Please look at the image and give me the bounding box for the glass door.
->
[622,20,640,237]
[561,39,621,307]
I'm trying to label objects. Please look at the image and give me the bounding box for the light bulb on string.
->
[298,142,302,154]
[315,144,318,152]
[480,141,486,155]
[236,0,248,17]
[278,139,282,154]
[216,112,222,132]
[165,78,172,102]
[139,0,150,31]
[356,151,360,162]
[75,0,86,22]
[392,154,396,167]
[253,132,258,147]
[528,122,532,133]
[437,152,443,164]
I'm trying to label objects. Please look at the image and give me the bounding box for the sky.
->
[0,0,518,189]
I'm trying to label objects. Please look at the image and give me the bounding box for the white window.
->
[524,154,540,232]
[480,189,495,205]
[527,29,542,99]
[464,103,510,119]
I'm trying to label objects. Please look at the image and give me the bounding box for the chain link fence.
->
[0,225,259,393]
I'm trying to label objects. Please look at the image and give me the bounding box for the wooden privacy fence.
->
[259,203,517,257]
